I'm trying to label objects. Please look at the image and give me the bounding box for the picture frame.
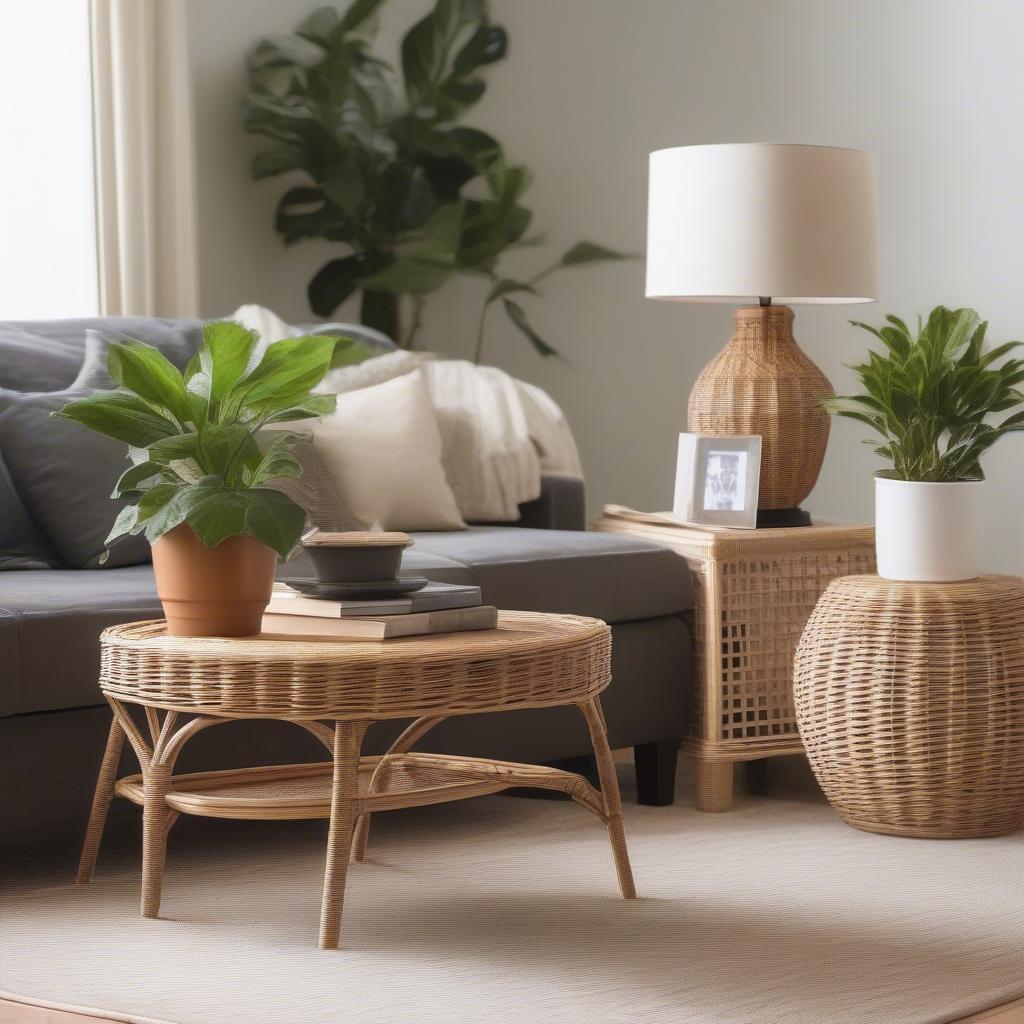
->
[672,433,762,529]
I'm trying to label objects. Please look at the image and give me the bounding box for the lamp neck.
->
[732,303,797,353]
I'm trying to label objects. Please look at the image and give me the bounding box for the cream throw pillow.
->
[306,369,465,532]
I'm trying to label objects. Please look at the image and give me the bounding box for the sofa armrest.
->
[515,474,585,531]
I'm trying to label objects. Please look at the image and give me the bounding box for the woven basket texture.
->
[683,526,876,759]
[687,304,832,510]
[99,612,610,720]
[794,573,1024,839]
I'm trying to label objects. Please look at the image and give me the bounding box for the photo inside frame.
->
[702,451,748,511]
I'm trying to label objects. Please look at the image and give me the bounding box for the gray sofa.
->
[0,317,694,845]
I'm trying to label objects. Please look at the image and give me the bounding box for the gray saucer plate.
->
[280,576,430,600]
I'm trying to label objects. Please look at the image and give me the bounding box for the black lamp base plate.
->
[756,507,813,528]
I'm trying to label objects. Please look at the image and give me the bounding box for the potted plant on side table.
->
[58,321,366,636]
[825,305,1024,581]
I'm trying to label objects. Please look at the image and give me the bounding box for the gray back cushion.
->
[0,330,196,569]
[0,453,61,569]
[0,316,203,394]
[0,314,387,569]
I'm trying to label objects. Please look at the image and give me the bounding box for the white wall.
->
[184,0,1024,570]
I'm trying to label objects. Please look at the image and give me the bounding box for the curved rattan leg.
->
[352,715,446,863]
[578,698,637,900]
[319,720,368,949]
[141,763,172,918]
[76,716,126,884]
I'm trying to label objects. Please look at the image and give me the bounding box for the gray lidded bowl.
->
[301,531,413,584]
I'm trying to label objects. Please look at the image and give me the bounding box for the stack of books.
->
[261,582,497,640]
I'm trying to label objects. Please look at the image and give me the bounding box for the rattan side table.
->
[76,612,636,949]
[593,506,875,811]
[794,574,1024,839]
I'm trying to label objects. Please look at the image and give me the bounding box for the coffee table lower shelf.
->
[113,753,609,822]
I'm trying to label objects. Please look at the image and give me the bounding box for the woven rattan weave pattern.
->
[794,574,1024,839]
[99,612,610,719]
[687,305,832,510]
[80,611,635,948]
[593,508,875,811]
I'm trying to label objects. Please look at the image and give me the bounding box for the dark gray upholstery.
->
[0,566,159,717]
[0,455,59,570]
[0,317,204,394]
[511,472,586,531]
[2,613,693,844]
[1,525,691,719]
[408,527,692,623]
[0,315,694,845]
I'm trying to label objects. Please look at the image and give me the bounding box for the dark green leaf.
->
[560,241,631,266]
[185,486,306,558]
[240,335,336,406]
[298,6,340,41]
[502,299,560,359]
[308,253,387,318]
[275,186,329,244]
[263,33,325,67]
[486,278,537,303]
[261,394,337,424]
[452,24,507,75]
[361,289,398,337]
[358,254,455,295]
[338,0,387,33]
[105,504,141,547]
[251,148,304,180]
[57,390,179,446]
[112,461,165,499]
[107,342,189,423]
[321,161,366,216]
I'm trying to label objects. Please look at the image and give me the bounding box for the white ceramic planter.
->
[874,477,986,582]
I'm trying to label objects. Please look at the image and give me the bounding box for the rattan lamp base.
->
[688,304,832,517]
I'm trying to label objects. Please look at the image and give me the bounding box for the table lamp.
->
[646,143,878,526]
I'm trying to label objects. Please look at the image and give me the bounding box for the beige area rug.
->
[1,768,1023,1024]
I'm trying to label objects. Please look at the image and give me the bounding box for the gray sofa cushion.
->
[0,316,203,394]
[0,566,161,717]
[0,454,60,570]
[0,332,151,569]
[408,527,693,623]
[1,528,691,718]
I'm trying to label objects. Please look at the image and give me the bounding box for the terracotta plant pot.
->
[150,524,278,637]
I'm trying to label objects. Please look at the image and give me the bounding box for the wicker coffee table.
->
[76,612,635,948]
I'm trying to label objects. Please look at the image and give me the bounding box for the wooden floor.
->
[3,994,1023,1024]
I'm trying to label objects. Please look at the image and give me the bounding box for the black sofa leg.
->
[634,739,678,806]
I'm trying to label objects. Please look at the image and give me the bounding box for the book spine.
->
[385,606,498,638]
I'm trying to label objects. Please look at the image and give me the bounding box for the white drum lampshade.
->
[645,143,879,524]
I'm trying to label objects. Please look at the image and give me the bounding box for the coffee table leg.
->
[141,763,173,918]
[76,716,126,884]
[578,697,637,900]
[319,720,367,949]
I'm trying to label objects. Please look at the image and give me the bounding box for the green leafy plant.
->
[824,306,1024,481]
[242,0,628,359]
[57,323,370,559]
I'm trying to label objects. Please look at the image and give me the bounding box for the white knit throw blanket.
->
[230,305,582,522]
[317,351,583,522]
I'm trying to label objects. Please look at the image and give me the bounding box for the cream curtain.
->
[90,0,199,317]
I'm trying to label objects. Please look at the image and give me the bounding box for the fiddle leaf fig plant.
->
[243,0,630,359]
[824,306,1024,481]
[57,322,370,560]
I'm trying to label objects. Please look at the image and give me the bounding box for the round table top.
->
[99,611,611,720]
[821,572,1023,606]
